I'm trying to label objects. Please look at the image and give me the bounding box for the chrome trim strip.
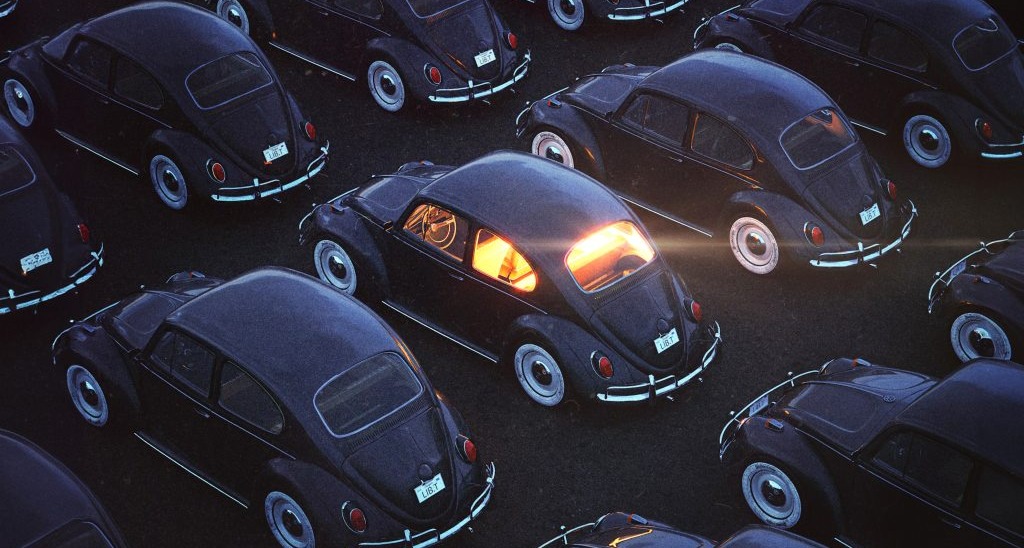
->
[692,4,740,43]
[0,1,17,18]
[809,200,917,268]
[135,432,249,508]
[607,0,687,21]
[55,131,139,175]
[211,142,329,202]
[617,196,714,237]
[267,42,356,81]
[51,299,121,360]
[2,244,104,316]
[849,120,888,136]
[717,368,822,454]
[428,52,531,103]
[981,150,1023,159]
[515,86,568,131]
[382,301,499,363]
[537,522,599,548]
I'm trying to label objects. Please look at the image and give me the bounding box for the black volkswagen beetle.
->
[299,151,721,406]
[694,0,1024,169]
[537,512,826,547]
[0,429,128,548]
[517,51,916,275]
[1,116,103,316]
[527,0,690,32]
[1,2,329,209]
[51,267,495,548]
[928,230,1023,363]
[190,0,530,112]
[719,357,1024,547]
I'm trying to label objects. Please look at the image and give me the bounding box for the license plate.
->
[263,142,288,163]
[949,260,967,279]
[474,49,496,67]
[414,473,446,503]
[749,395,769,417]
[859,203,880,225]
[653,328,679,354]
[20,248,52,273]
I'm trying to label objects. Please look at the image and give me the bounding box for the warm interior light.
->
[473,230,536,291]
[566,221,654,292]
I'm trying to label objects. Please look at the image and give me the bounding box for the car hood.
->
[976,240,1024,294]
[204,91,297,179]
[588,268,687,374]
[342,406,459,527]
[800,151,889,242]
[565,69,650,115]
[424,2,502,82]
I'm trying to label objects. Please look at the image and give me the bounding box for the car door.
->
[860,18,933,130]
[970,465,1024,546]
[683,111,760,234]
[46,37,124,158]
[276,0,385,78]
[104,56,172,171]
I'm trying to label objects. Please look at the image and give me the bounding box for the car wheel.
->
[3,77,38,128]
[264,490,316,548]
[66,364,110,428]
[548,0,585,31]
[531,130,576,169]
[313,239,357,296]
[950,311,1013,362]
[741,461,802,528]
[216,0,250,35]
[514,342,565,406]
[367,60,406,113]
[902,114,952,168]
[149,153,189,210]
[729,216,780,275]
[714,41,744,53]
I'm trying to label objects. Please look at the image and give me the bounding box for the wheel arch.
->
[697,16,775,59]
[502,313,604,399]
[720,190,809,260]
[364,38,436,102]
[303,205,390,300]
[525,106,608,181]
[2,46,58,127]
[144,129,219,197]
[54,325,141,420]
[896,91,978,158]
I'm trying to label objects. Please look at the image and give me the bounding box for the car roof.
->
[835,0,998,41]
[417,150,636,259]
[165,268,408,411]
[897,359,1024,477]
[640,51,833,146]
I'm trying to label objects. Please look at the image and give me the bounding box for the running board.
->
[134,431,249,508]
[849,120,887,136]
[381,301,499,363]
[267,42,356,81]
[617,195,713,237]
[55,130,140,176]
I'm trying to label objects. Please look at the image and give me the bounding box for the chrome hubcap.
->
[918,129,939,152]
[762,479,787,507]
[745,232,767,256]
[163,170,180,193]
[380,75,396,96]
[544,145,564,163]
[282,510,303,538]
[80,381,99,407]
[560,0,576,14]
[532,361,553,386]
[969,328,995,357]
[328,256,348,280]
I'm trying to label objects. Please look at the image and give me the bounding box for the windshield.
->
[566,221,655,293]
[185,52,273,110]
[406,0,470,18]
[314,352,423,437]
[0,145,35,198]
[780,108,856,169]
[953,18,1015,71]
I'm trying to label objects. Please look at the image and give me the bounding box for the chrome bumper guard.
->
[0,0,16,18]
[597,321,721,403]
[980,135,1024,160]
[607,0,688,21]
[809,200,917,268]
[691,4,741,45]
[211,142,329,202]
[360,462,496,548]
[926,232,1020,313]
[429,53,531,104]
[537,521,599,548]
[514,86,569,135]
[1,243,104,315]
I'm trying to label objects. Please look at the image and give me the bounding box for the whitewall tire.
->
[66,364,109,428]
[531,131,575,169]
[950,311,1012,362]
[514,343,565,406]
[902,114,952,168]
[741,461,802,528]
[313,239,357,296]
[729,217,780,275]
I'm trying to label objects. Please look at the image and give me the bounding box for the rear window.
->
[0,145,35,197]
[780,108,856,169]
[566,221,655,293]
[185,52,273,110]
[405,0,468,17]
[314,352,423,437]
[953,18,1015,71]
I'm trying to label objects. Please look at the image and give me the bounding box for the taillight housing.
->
[506,32,518,50]
[424,65,442,85]
[590,351,613,379]
[342,502,367,533]
[77,223,90,243]
[457,435,477,463]
[206,160,226,183]
[304,121,317,141]
[689,300,703,322]
[886,180,898,201]
[976,118,993,141]
[804,223,825,247]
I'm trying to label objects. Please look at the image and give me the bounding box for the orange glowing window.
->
[473,229,536,291]
[566,221,655,292]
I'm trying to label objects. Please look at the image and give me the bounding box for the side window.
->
[114,57,164,109]
[871,430,912,473]
[472,229,537,291]
[150,331,176,374]
[66,39,114,86]
[871,431,973,507]
[643,95,689,146]
[218,361,284,434]
[691,113,754,170]
[868,20,928,71]
[333,0,381,18]
[976,467,1024,537]
[801,4,868,51]
[167,333,216,396]
[402,203,469,261]
[621,95,647,128]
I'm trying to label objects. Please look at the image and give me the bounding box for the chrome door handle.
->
[941,517,962,530]
[447,272,464,282]
[193,407,211,419]
[844,60,860,67]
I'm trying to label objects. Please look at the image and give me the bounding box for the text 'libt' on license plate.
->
[859,203,880,225]
[474,49,496,67]
[415,473,446,503]
[749,395,769,417]
[654,328,679,354]
[263,142,288,163]
[20,248,52,274]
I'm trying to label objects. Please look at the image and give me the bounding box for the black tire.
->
[2,74,47,130]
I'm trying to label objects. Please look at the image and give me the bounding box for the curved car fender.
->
[720,190,808,257]
[53,325,141,417]
[144,129,219,195]
[305,204,390,298]
[2,44,58,122]
[364,38,436,102]
[700,15,774,59]
[942,274,1024,337]
[522,101,608,181]
[256,458,371,542]
[897,90,979,154]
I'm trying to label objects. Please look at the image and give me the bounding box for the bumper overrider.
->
[597,321,722,403]
[211,142,330,202]
[429,53,531,104]
[607,0,688,21]
[360,462,496,548]
[1,243,105,315]
[809,200,917,268]
[980,134,1024,160]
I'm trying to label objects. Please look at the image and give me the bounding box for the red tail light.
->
[977,119,993,140]
[424,65,442,85]
[506,32,518,50]
[804,223,824,247]
[457,435,477,463]
[304,121,317,141]
[207,160,226,183]
[690,300,703,322]
[591,352,613,378]
[343,503,367,533]
[887,180,898,201]
[77,223,90,243]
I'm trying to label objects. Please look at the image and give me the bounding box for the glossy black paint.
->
[300,150,721,405]
[51,267,491,546]
[517,50,915,270]
[189,0,530,109]
[1,2,327,207]
[696,0,1024,165]
[721,358,1024,547]
[0,117,103,316]
[0,428,127,547]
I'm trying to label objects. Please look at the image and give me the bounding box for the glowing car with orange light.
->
[516,50,917,275]
[1,2,328,210]
[719,357,1024,547]
[51,267,494,548]
[299,150,721,406]
[1,116,103,315]
[188,0,530,112]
